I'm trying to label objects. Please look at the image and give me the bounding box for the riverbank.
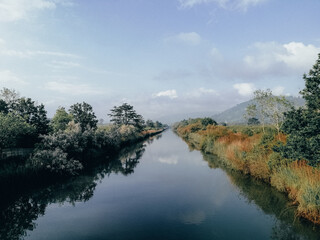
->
[173,120,320,224]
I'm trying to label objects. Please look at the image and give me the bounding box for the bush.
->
[29,148,83,175]
[242,127,254,136]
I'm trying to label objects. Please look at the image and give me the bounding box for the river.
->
[1,130,320,239]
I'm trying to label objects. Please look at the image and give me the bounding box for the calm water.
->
[1,130,320,240]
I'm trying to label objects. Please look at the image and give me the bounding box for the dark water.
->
[1,130,320,240]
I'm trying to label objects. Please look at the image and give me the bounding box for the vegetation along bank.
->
[174,54,320,224]
[0,91,167,180]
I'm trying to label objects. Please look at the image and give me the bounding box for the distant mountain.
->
[212,96,305,124]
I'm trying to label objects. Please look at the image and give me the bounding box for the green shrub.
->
[29,148,83,175]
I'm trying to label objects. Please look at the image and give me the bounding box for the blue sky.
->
[0,0,319,122]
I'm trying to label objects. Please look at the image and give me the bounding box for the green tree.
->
[0,112,36,149]
[0,100,8,114]
[50,107,73,132]
[300,54,320,111]
[247,117,260,125]
[14,98,50,135]
[108,103,145,130]
[280,54,320,166]
[146,119,155,129]
[200,117,217,127]
[69,102,98,131]
[0,87,20,110]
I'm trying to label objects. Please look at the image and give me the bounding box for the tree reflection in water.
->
[0,141,147,240]
[202,153,320,240]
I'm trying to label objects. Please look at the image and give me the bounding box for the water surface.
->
[1,130,320,239]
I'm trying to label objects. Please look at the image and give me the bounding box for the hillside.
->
[212,96,305,124]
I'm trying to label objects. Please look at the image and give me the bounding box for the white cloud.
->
[45,81,103,95]
[233,83,255,96]
[208,41,320,82]
[243,41,320,76]
[0,40,80,59]
[189,87,218,97]
[47,60,81,69]
[276,42,320,70]
[158,156,179,165]
[178,0,267,10]
[153,89,178,99]
[272,86,284,96]
[0,70,27,86]
[32,50,80,58]
[165,32,202,46]
[0,0,56,22]
[236,0,267,10]
[179,0,227,8]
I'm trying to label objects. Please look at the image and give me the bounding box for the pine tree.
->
[280,54,320,166]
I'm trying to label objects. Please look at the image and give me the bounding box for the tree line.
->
[0,93,167,175]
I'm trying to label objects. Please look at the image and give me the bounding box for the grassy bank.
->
[173,119,320,224]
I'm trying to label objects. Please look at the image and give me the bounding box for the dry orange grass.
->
[177,122,320,224]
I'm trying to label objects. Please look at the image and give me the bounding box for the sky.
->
[0,0,319,122]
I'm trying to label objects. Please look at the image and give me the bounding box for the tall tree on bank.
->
[246,89,292,136]
[280,54,320,166]
[0,88,20,110]
[69,102,98,131]
[108,103,145,130]
[50,107,73,132]
[14,98,50,135]
[0,113,36,149]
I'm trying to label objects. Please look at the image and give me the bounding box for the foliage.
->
[0,100,8,114]
[246,89,292,134]
[29,126,98,175]
[119,125,140,142]
[145,119,155,128]
[50,107,73,132]
[0,87,20,110]
[241,127,254,136]
[247,117,260,125]
[0,113,36,149]
[14,98,50,135]
[29,148,83,175]
[174,116,320,224]
[200,117,217,126]
[145,119,166,130]
[280,54,320,167]
[108,103,145,130]
[69,102,98,132]
[300,54,320,111]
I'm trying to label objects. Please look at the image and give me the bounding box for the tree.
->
[247,117,260,125]
[246,90,272,133]
[280,54,320,166]
[0,100,8,114]
[200,117,217,127]
[69,102,98,131]
[246,89,292,135]
[50,107,73,132]
[0,87,20,110]
[108,103,145,130]
[300,54,320,111]
[14,98,50,135]
[0,113,36,149]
